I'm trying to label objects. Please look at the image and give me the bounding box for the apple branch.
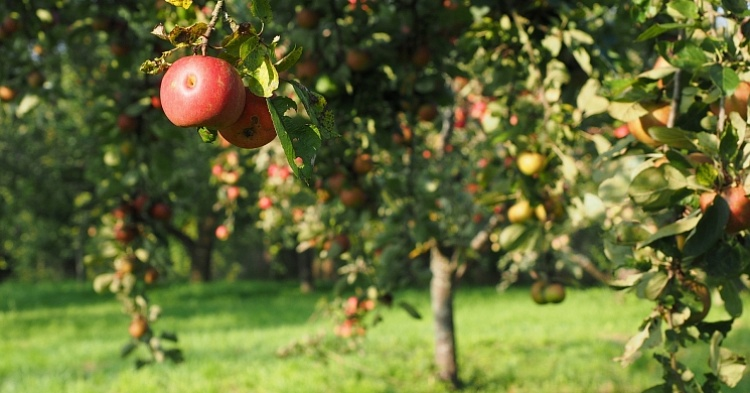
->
[198,0,225,56]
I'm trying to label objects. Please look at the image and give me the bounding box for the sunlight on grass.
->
[0,281,749,392]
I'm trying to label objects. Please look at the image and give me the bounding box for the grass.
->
[1,280,749,393]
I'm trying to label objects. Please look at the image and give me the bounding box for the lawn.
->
[1,280,749,393]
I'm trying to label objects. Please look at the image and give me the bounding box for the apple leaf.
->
[648,127,698,150]
[166,23,208,47]
[608,101,648,122]
[139,51,171,75]
[197,127,217,143]
[397,301,422,319]
[245,52,279,98]
[249,0,272,23]
[275,46,303,73]
[719,280,743,318]
[637,214,700,249]
[221,23,260,61]
[628,165,690,211]
[682,195,728,260]
[709,332,747,388]
[289,80,338,140]
[165,0,192,9]
[636,23,694,41]
[268,96,320,186]
[709,64,740,95]
[635,271,670,300]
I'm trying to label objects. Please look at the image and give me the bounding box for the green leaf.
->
[672,43,709,69]
[709,332,747,388]
[636,271,670,300]
[290,80,338,140]
[577,78,609,116]
[719,124,740,161]
[638,215,700,249]
[166,0,192,9]
[696,163,720,188]
[249,0,272,23]
[268,97,320,186]
[246,51,279,98]
[709,64,740,95]
[636,23,694,41]
[648,127,698,150]
[397,301,422,319]
[608,101,648,122]
[628,165,689,211]
[612,221,652,245]
[275,46,303,73]
[221,24,260,61]
[121,341,137,358]
[682,195,728,260]
[719,280,743,318]
[667,0,699,20]
[197,127,217,143]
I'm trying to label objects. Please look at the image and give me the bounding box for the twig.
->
[199,0,225,56]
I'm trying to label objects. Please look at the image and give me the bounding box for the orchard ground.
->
[2,281,750,393]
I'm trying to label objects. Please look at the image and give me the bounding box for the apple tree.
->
[600,1,750,390]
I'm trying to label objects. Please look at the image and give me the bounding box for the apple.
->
[151,96,162,109]
[711,81,750,120]
[114,223,138,244]
[258,196,273,210]
[112,202,132,219]
[117,114,139,133]
[215,225,230,241]
[340,186,366,208]
[326,172,347,193]
[516,151,546,176]
[701,186,750,233]
[534,204,547,222]
[627,103,670,147]
[507,200,533,224]
[294,57,320,81]
[345,49,372,72]
[0,86,16,102]
[115,255,136,274]
[411,45,432,68]
[544,282,566,304]
[530,281,547,304]
[26,71,45,88]
[417,103,439,122]
[613,124,630,138]
[295,8,320,29]
[226,186,241,201]
[344,296,359,316]
[353,153,374,174]
[148,202,172,221]
[132,193,149,214]
[144,267,159,285]
[218,88,277,149]
[2,16,20,35]
[268,164,291,180]
[325,234,351,253]
[128,315,149,339]
[160,56,245,129]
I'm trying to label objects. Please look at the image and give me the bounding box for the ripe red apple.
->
[613,124,630,138]
[132,193,149,214]
[117,114,139,133]
[151,96,162,109]
[417,103,439,122]
[340,186,366,208]
[701,186,750,233]
[217,88,277,149]
[114,223,138,244]
[215,225,230,241]
[160,56,245,129]
[344,296,359,316]
[226,186,241,201]
[627,103,670,147]
[516,151,546,176]
[353,153,374,174]
[0,86,16,102]
[148,202,172,221]
[258,196,273,210]
[295,8,320,29]
[345,49,372,72]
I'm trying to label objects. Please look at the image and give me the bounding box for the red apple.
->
[151,96,162,109]
[613,124,630,138]
[340,187,366,208]
[132,193,149,214]
[353,154,374,174]
[160,56,245,129]
[226,186,241,201]
[114,223,138,244]
[117,114,138,133]
[258,196,273,210]
[218,88,277,149]
[0,86,17,102]
[148,202,172,221]
[345,49,372,72]
[215,225,230,241]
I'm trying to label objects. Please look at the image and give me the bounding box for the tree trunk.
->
[298,248,315,293]
[430,245,460,388]
[189,215,216,282]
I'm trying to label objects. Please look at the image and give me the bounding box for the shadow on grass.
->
[0,280,110,312]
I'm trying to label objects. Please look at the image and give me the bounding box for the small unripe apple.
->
[544,282,566,304]
[507,200,533,224]
[530,281,547,305]
[516,152,546,176]
[160,56,245,129]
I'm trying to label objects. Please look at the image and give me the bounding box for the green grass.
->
[1,281,749,393]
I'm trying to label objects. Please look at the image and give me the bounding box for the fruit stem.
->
[199,0,225,56]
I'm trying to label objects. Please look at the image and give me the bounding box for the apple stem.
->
[199,0,225,56]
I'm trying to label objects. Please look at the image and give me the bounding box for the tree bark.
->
[430,245,460,388]
[189,215,216,282]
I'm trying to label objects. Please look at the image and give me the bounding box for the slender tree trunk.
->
[430,245,460,388]
[189,215,216,282]
[298,248,315,293]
